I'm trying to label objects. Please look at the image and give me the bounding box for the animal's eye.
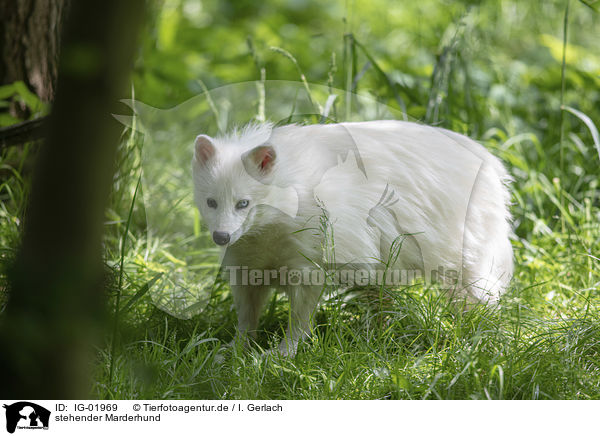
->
[207,198,217,208]
[236,199,249,209]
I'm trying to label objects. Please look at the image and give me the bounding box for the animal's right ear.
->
[193,135,216,165]
[242,145,276,180]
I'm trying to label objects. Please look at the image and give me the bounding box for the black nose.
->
[212,231,230,246]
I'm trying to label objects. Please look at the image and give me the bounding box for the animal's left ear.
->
[193,134,216,166]
[242,145,276,176]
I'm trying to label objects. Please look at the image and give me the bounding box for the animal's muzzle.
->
[213,231,230,245]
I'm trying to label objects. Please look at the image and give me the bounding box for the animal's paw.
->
[258,338,299,359]
[228,331,257,348]
[276,338,299,358]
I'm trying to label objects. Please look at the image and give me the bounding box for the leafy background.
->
[1,0,599,399]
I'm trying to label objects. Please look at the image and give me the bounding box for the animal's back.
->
[268,121,513,301]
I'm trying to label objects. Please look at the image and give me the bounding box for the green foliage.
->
[104,0,600,399]
[2,0,600,399]
[0,81,47,126]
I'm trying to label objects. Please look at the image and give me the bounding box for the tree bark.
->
[0,116,48,149]
[0,0,68,105]
[0,0,145,398]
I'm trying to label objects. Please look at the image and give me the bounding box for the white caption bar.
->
[1,400,598,435]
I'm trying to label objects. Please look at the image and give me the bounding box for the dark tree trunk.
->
[0,0,68,117]
[0,0,145,398]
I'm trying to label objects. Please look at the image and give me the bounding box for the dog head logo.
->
[314,150,370,264]
[3,402,50,434]
[315,153,425,271]
[367,184,425,273]
[112,80,484,315]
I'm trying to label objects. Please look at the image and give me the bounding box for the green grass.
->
[1,0,600,400]
[93,223,600,399]
[92,197,600,399]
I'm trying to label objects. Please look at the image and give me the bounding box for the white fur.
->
[192,121,513,356]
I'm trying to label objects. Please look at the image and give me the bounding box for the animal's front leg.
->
[279,286,323,357]
[231,284,271,342]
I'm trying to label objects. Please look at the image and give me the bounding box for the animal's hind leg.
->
[462,237,513,304]
[278,285,322,357]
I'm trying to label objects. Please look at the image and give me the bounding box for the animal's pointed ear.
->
[194,135,216,165]
[242,145,276,176]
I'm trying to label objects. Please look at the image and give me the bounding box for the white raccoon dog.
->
[191,120,513,356]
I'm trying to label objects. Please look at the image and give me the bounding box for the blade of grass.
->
[327,51,339,121]
[559,0,570,235]
[559,0,570,175]
[352,36,408,120]
[270,46,322,115]
[196,79,223,133]
[108,172,142,389]
[578,0,599,12]
[119,272,163,314]
[247,37,266,122]
[561,105,600,162]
